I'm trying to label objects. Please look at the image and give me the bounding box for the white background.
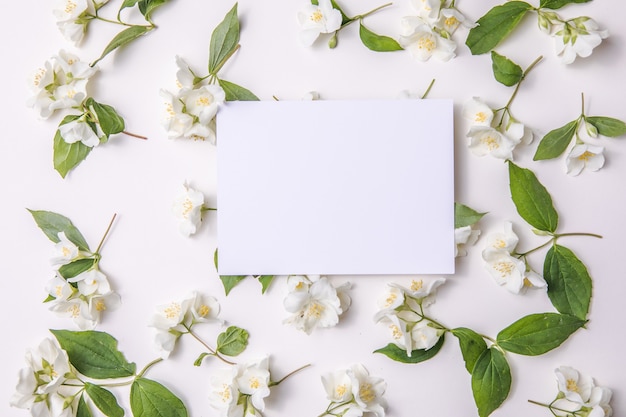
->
[1,1,625,417]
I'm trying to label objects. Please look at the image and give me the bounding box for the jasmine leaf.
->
[508,162,558,233]
[496,313,586,355]
[533,120,578,160]
[208,3,240,75]
[193,352,210,366]
[87,98,125,137]
[454,203,486,229]
[539,0,592,10]
[214,248,247,295]
[130,378,188,417]
[359,22,403,51]
[452,328,488,373]
[120,0,139,10]
[471,348,511,417]
[58,258,96,279]
[50,330,136,379]
[491,51,523,86]
[544,245,592,320]
[84,383,124,417]
[466,1,533,55]
[43,294,56,303]
[216,326,249,356]
[92,25,151,66]
[28,209,90,251]
[257,275,274,294]
[218,79,259,101]
[374,335,444,363]
[585,116,626,137]
[311,0,350,25]
[53,116,93,178]
[138,0,169,21]
[77,395,93,417]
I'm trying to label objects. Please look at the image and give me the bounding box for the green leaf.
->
[258,275,274,294]
[218,79,259,101]
[92,25,151,66]
[77,395,93,417]
[374,335,444,363]
[539,0,592,10]
[490,51,523,86]
[28,209,90,251]
[544,245,592,320]
[118,0,139,18]
[359,22,403,52]
[497,312,586,355]
[508,162,559,233]
[87,99,125,137]
[214,248,247,295]
[50,330,136,379]
[43,294,56,303]
[85,383,124,417]
[454,203,487,229]
[471,348,511,417]
[533,120,578,160]
[585,116,626,137]
[193,352,210,366]
[58,258,96,279]
[466,1,533,55]
[311,0,350,25]
[208,4,240,75]
[53,118,93,178]
[452,328,488,373]
[216,326,249,356]
[138,0,169,21]
[130,378,188,417]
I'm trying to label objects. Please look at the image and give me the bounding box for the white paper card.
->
[217,100,454,275]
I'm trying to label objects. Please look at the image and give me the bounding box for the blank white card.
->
[217,100,454,275]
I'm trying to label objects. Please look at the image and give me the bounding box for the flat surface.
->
[217,100,454,275]
[2,1,625,417]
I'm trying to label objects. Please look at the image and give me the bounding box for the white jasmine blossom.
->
[297,0,342,46]
[410,320,441,350]
[399,18,457,62]
[556,366,594,404]
[482,221,519,256]
[236,357,271,412]
[175,55,196,88]
[208,366,241,417]
[322,369,354,404]
[172,184,206,237]
[184,85,226,125]
[58,116,101,148]
[86,291,121,324]
[553,18,608,65]
[50,232,79,267]
[50,298,96,329]
[379,313,413,355]
[467,125,520,160]
[45,274,74,301]
[189,292,223,324]
[348,364,387,417]
[53,0,95,45]
[438,7,474,34]
[67,268,110,295]
[455,225,480,257]
[462,97,494,127]
[483,250,526,294]
[389,277,446,306]
[161,89,194,138]
[283,277,346,334]
[565,143,605,176]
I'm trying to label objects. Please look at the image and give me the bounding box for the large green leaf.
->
[58,258,96,279]
[497,313,586,355]
[53,118,93,178]
[92,25,151,66]
[216,326,249,356]
[454,203,486,229]
[466,2,533,55]
[374,335,444,363]
[87,98,125,137]
[533,120,578,160]
[585,116,626,137]
[208,4,240,75]
[85,383,124,417]
[452,328,488,373]
[508,162,559,233]
[471,348,511,417]
[218,79,259,101]
[359,22,403,52]
[50,330,136,379]
[28,209,90,251]
[539,0,592,10]
[544,245,592,320]
[130,378,188,417]
[491,51,523,86]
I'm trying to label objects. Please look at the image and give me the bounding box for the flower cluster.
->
[149,291,222,358]
[53,0,108,45]
[374,278,445,355]
[531,366,613,417]
[319,363,387,417]
[172,183,213,237]
[463,97,533,160]
[283,275,351,334]
[482,222,546,294]
[161,56,226,144]
[398,0,473,62]
[10,338,76,417]
[297,0,342,46]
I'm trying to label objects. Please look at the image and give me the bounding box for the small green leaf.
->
[77,395,93,417]
[490,51,523,86]
[452,328,488,373]
[533,120,578,160]
[508,162,559,233]
[497,313,586,355]
[374,335,444,363]
[58,258,96,279]
[193,352,210,366]
[28,209,90,251]
[359,22,403,52]
[50,330,136,379]
[92,25,151,66]
[258,275,274,294]
[53,119,93,178]
[454,203,487,229]
[138,0,169,21]
[218,79,259,101]
[43,294,56,303]
[87,99,125,136]
[539,0,592,10]
[214,248,247,295]
[130,378,188,417]
[208,4,240,75]
[466,1,533,55]
[85,383,124,417]
[471,348,511,417]
[118,0,139,18]
[216,326,249,356]
[585,116,626,137]
[544,245,592,320]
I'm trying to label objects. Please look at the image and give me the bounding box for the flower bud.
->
[328,33,338,49]
[585,121,599,138]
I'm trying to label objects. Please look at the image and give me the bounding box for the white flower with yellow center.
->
[175,55,196,89]
[467,125,519,160]
[380,313,414,356]
[409,0,440,22]
[297,0,342,46]
[483,251,526,294]
[455,225,480,257]
[438,7,474,34]
[555,366,594,405]
[389,277,446,307]
[482,222,519,258]
[150,295,194,331]
[208,366,242,417]
[321,368,353,403]
[50,232,79,267]
[67,268,110,295]
[58,116,101,148]
[172,184,206,237]
[185,121,217,144]
[463,97,494,127]
[160,89,194,139]
[348,364,387,417]
[50,298,96,329]
[189,291,222,324]
[410,320,441,350]
[87,291,121,324]
[399,17,457,62]
[45,274,74,301]
[184,85,225,126]
[53,0,94,45]
[50,80,89,111]
[283,277,345,334]
[236,357,271,412]
[553,18,608,65]
[566,143,605,176]
[373,285,405,322]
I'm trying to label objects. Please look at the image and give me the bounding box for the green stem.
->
[210,44,241,77]
[184,324,236,365]
[91,14,153,28]
[555,232,603,239]
[137,358,163,378]
[201,207,217,212]
[421,79,436,99]
[340,2,393,29]
[498,55,543,127]
[269,364,311,387]
[318,400,354,417]
[94,213,117,255]
[515,238,555,257]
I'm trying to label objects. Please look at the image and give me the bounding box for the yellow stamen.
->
[249,377,260,389]
[410,280,423,292]
[577,151,594,161]
[566,378,580,393]
[197,304,210,317]
[164,302,181,319]
[306,302,324,318]
[359,383,375,403]
[336,384,347,397]
[494,262,514,278]
[311,10,324,23]
[196,96,212,106]
[96,300,106,311]
[481,135,500,150]
[475,112,487,123]
[65,0,77,14]
[417,35,435,52]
